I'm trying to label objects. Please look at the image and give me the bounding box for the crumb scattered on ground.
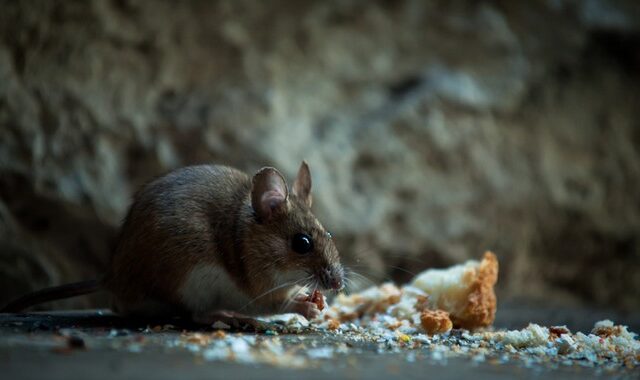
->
[1,253,637,374]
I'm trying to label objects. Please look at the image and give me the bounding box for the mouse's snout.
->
[319,265,344,291]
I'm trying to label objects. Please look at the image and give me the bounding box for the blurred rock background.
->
[0,0,639,311]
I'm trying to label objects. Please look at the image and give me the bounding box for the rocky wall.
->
[1,0,639,310]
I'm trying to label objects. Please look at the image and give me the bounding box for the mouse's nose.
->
[329,276,343,291]
[320,266,344,291]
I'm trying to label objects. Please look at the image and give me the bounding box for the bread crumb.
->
[494,323,550,348]
[549,325,571,339]
[591,319,626,338]
[327,319,340,331]
[420,309,453,335]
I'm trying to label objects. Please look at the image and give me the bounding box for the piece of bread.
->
[412,251,498,329]
[420,309,453,334]
[322,252,498,332]
[327,283,402,321]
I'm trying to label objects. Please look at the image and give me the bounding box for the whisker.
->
[280,275,314,310]
[345,264,414,284]
[344,269,378,289]
[385,265,417,277]
[240,275,311,311]
[279,280,311,313]
[348,248,437,269]
[379,253,433,265]
[342,277,357,296]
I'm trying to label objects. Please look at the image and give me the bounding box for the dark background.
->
[1,0,639,312]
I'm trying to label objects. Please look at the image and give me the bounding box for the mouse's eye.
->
[292,233,313,254]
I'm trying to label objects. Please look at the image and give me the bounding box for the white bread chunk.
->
[412,251,498,329]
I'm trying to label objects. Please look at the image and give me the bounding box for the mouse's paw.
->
[192,310,267,332]
[288,294,321,320]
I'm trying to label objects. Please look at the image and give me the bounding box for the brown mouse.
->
[2,161,344,327]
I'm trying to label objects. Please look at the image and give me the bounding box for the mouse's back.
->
[104,165,251,313]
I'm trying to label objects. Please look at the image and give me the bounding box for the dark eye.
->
[292,233,313,254]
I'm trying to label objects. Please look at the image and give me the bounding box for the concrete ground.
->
[1,304,638,380]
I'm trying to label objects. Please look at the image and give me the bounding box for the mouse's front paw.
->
[289,294,321,320]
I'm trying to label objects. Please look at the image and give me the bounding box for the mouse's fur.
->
[2,162,343,321]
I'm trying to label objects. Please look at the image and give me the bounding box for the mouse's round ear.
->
[251,167,289,222]
[292,160,312,208]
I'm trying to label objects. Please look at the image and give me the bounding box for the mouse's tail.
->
[1,280,102,313]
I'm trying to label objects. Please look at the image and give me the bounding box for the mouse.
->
[1,161,344,328]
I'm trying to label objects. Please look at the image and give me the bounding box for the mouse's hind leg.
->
[192,310,267,331]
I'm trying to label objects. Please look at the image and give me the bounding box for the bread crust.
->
[420,309,453,335]
[450,251,499,329]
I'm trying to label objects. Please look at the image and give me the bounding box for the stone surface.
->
[1,307,638,380]
[1,0,640,310]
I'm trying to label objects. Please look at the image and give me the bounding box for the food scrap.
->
[322,252,497,332]
[412,251,498,329]
[420,310,453,335]
[7,251,636,373]
[164,251,637,371]
[308,290,325,311]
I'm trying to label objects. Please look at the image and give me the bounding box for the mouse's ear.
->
[251,167,289,222]
[292,160,312,207]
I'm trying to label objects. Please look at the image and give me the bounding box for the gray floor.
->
[1,304,638,380]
